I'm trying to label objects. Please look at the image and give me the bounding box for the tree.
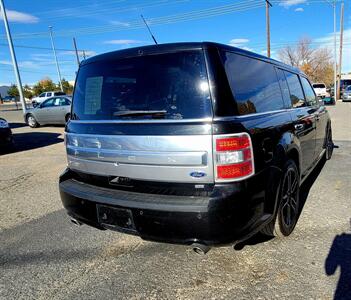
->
[32,77,58,96]
[23,84,33,99]
[278,38,334,86]
[7,84,19,97]
[60,78,74,94]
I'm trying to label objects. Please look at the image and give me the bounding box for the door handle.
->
[294,124,304,130]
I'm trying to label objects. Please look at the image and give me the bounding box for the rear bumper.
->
[59,168,272,246]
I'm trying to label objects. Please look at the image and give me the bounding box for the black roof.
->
[82,41,302,75]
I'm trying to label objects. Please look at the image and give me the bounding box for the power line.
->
[0,43,88,52]
[2,1,265,39]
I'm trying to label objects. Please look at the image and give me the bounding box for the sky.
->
[0,0,350,86]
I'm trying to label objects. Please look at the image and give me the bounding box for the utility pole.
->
[0,0,27,114]
[49,26,63,92]
[337,2,344,100]
[333,1,337,100]
[325,0,337,100]
[265,0,272,58]
[72,37,80,68]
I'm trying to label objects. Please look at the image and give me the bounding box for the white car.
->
[312,83,327,98]
[32,91,66,107]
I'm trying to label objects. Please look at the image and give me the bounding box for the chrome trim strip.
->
[70,117,213,124]
[66,146,207,166]
[65,133,214,183]
[213,109,287,121]
[67,155,214,183]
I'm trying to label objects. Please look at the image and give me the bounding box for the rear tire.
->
[26,114,39,128]
[261,159,300,238]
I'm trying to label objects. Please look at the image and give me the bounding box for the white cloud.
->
[0,59,40,69]
[295,7,304,12]
[109,20,131,27]
[279,0,307,8]
[229,38,249,44]
[104,39,142,45]
[228,38,253,51]
[0,9,39,23]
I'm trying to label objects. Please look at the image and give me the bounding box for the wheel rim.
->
[28,116,35,126]
[280,168,299,228]
[326,128,333,158]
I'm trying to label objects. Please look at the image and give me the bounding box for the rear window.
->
[220,52,284,115]
[312,84,326,89]
[54,92,66,96]
[72,50,212,120]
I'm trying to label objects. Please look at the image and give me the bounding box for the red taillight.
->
[214,133,254,181]
[217,161,253,179]
[216,135,250,151]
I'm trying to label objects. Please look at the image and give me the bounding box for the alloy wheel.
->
[280,167,299,229]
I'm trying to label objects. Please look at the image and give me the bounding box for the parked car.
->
[342,85,351,102]
[312,83,327,98]
[323,97,335,105]
[3,96,15,102]
[25,96,71,128]
[32,91,66,107]
[340,79,351,96]
[59,42,333,253]
[0,118,14,152]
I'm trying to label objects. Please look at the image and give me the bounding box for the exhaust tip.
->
[191,243,210,255]
[70,218,82,227]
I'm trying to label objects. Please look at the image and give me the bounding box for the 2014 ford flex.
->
[59,42,333,251]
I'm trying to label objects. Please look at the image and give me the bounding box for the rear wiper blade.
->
[113,110,167,116]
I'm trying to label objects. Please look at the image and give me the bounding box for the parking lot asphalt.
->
[0,103,350,299]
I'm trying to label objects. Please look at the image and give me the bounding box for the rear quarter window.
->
[220,52,284,115]
[284,71,305,108]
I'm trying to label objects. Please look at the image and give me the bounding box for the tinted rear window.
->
[312,84,325,89]
[220,52,284,115]
[72,50,212,120]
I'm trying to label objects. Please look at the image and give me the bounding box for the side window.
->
[53,98,60,106]
[47,92,52,97]
[300,77,317,106]
[42,98,55,107]
[59,97,70,106]
[275,68,291,107]
[221,52,284,115]
[39,93,45,97]
[284,71,305,108]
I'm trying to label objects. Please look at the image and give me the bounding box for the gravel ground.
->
[0,102,350,300]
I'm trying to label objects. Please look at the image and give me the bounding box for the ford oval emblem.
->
[190,171,206,178]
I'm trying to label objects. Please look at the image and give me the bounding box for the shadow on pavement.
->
[11,132,63,153]
[9,122,27,129]
[325,230,351,300]
[298,157,326,214]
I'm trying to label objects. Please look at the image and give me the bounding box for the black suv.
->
[59,42,333,251]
